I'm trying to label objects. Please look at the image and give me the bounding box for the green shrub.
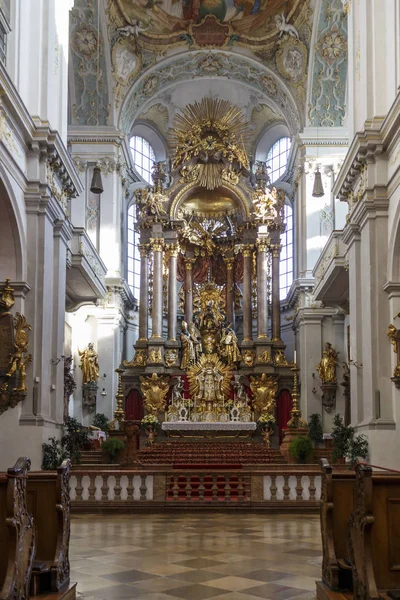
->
[42,437,68,470]
[308,413,323,445]
[102,437,125,462]
[93,413,109,432]
[289,435,314,463]
[62,416,89,464]
[331,414,354,463]
[348,433,369,464]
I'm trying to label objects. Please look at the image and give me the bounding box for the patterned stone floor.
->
[71,513,321,600]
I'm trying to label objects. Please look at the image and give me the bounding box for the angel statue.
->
[250,373,278,414]
[316,342,338,384]
[117,20,148,39]
[140,373,170,416]
[78,343,99,384]
[275,13,300,39]
[220,324,242,366]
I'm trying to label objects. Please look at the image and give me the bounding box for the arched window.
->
[130,136,155,184]
[127,204,140,299]
[267,137,291,183]
[280,204,293,300]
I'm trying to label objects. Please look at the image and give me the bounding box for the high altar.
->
[122,98,296,436]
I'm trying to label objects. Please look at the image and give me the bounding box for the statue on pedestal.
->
[78,343,99,384]
[188,322,202,361]
[220,324,242,365]
[316,342,338,384]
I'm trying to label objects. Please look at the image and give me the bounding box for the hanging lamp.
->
[312,165,324,198]
[90,166,103,194]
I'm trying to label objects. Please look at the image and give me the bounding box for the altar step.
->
[79,450,104,464]
[138,440,287,466]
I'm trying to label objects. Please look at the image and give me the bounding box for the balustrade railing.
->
[70,467,321,510]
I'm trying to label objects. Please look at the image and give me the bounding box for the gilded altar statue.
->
[187,353,232,420]
[220,324,242,365]
[180,321,195,369]
[140,372,170,416]
[1,313,32,393]
[316,342,338,384]
[78,343,99,384]
[250,373,278,414]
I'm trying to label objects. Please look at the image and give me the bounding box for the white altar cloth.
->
[162,422,256,431]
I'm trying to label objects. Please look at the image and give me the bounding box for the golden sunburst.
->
[187,352,233,401]
[172,98,250,190]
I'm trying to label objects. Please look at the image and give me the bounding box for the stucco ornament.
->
[317,23,347,66]
[73,25,100,56]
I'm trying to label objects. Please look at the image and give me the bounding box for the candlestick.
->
[287,363,307,429]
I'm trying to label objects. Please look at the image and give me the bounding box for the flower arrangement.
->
[257,414,276,429]
[141,414,160,428]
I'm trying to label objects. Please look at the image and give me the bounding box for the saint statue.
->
[195,362,224,403]
[220,324,242,365]
[78,343,99,384]
[188,322,202,361]
[316,343,338,384]
[180,321,195,369]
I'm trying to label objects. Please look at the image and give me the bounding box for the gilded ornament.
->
[123,350,147,367]
[257,350,272,364]
[0,278,15,312]
[164,348,178,367]
[274,349,289,366]
[140,373,170,416]
[316,342,338,384]
[187,353,233,419]
[242,349,256,367]
[148,348,163,363]
[250,373,278,414]
[220,325,242,366]
[172,98,249,191]
[180,320,196,369]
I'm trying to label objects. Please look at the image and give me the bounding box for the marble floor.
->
[71,513,321,600]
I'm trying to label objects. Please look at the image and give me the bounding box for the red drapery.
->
[125,389,144,421]
[277,389,293,444]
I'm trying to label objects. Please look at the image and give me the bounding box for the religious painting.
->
[115,0,301,37]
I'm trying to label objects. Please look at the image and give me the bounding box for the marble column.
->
[150,238,163,340]
[271,242,282,342]
[168,245,179,341]
[224,258,235,327]
[138,244,149,341]
[242,246,253,342]
[256,238,269,339]
[184,258,194,324]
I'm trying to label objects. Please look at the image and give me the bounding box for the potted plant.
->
[331,414,354,464]
[257,414,276,448]
[92,412,109,433]
[141,414,160,447]
[348,433,369,465]
[307,413,323,446]
[101,437,125,464]
[42,437,69,470]
[289,435,314,464]
[62,417,90,464]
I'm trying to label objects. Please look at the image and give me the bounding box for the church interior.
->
[1,0,400,599]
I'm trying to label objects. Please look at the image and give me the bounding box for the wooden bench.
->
[348,461,400,599]
[27,459,72,596]
[320,458,356,592]
[0,457,36,600]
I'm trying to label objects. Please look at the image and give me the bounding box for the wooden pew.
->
[348,461,400,599]
[0,457,36,600]
[27,459,72,596]
[319,458,355,592]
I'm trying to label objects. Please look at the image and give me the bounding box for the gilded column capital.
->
[138,243,150,258]
[184,257,196,270]
[167,243,180,257]
[241,244,254,258]
[149,238,164,252]
[223,257,235,269]
[256,238,270,253]
[270,243,282,258]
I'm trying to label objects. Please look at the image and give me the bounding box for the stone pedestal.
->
[280,427,309,463]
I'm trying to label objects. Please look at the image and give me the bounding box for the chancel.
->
[1,1,400,599]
